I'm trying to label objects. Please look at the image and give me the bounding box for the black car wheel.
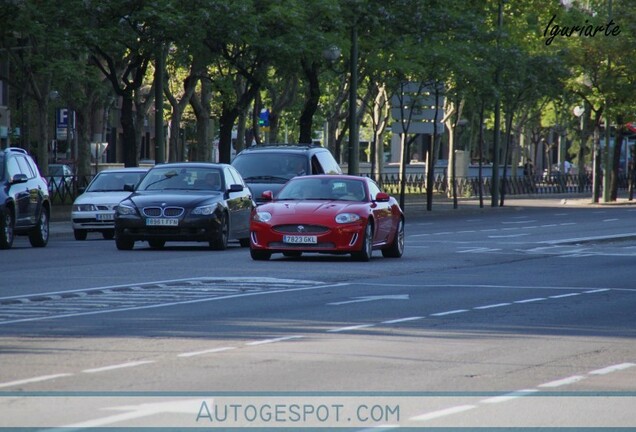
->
[115,234,135,250]
[28,207,49,248]
[102,230,115,240]
[381,218,404,258]
[209,212,229,250]
[74,229,88,241]
[352,221,373,262]
[0,209,15,250]
[148,239,165,249]
[250,248,271,261]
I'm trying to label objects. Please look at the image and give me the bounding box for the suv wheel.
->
[28,207,49,247]
[0,209,15,250]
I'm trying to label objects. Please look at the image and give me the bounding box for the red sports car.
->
[249,175,404,261]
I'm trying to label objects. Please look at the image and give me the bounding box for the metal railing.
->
[48,173,631,204]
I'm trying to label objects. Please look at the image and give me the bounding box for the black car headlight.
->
[116,203,137,216]
[192,204,217,216]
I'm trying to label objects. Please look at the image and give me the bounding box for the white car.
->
[71,168,148,240]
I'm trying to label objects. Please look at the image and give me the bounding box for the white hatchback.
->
[71,168,148,240]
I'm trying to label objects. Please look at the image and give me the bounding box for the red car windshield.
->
[277,178,367,201]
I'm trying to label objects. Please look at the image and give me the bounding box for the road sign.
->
[56,108,74,141]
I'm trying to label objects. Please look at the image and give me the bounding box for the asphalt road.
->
[1,196,635,429]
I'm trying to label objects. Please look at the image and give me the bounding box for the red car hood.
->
[264,200,364,217]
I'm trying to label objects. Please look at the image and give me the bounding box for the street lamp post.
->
[491,0,504,207]
[573,105,585,193]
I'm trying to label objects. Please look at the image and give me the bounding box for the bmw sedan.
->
[71,167,148,240]
[114,163,253,250]
[249,175,404,261]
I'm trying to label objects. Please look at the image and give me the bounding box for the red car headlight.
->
[335,213,361,224]
[253,211,272,223]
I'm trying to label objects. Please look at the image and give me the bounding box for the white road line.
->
[178,347,236,358]
[584,289,611,294]
[588,363,636,375]
[410,405,476,421]
[603,218,619,222]
[473,303,511,310]
[0,373,73,389]
[538,375,585,388]
[245,336,304,346]
[514,297,546,303]
[549,293,580,299]
[488,234,529,238]
[381,316,424,324]
[0,282,350,326]
[430,309,468,317]
[328,324,375,333]
[480,389,539,404]
[82,360,155,374]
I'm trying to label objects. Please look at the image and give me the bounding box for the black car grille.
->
[273,224,329,234]
[142,206,184,217]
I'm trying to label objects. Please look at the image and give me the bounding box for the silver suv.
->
[231,144,342,204]
[0,148,51,249]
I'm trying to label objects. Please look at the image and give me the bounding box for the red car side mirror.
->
[261,190,274,201]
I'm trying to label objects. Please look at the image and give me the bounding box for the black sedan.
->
[114,163,254,250]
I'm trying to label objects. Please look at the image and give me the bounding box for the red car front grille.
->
[273,224,329,234]
[269,242,336,249]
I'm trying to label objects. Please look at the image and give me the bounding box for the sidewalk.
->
[49,193,636,239]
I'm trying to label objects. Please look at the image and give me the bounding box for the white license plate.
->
[146,218,179,226]
[283,235,317,244]
[96,213,114,221]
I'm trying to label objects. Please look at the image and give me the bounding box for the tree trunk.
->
[120,92,137,167]
[299,59,320,144]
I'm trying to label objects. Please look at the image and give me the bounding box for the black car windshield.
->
[277,178,367,201]
[138,167,223,191]
[87,171,147,192]
[233,153,308,182]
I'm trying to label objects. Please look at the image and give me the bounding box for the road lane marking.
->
[549,293,580,299]
[246,336,304,346]
[538,375,585,388]
[0,280,350,325]
[381,316,424,324]
[410,404,476,421]
[327,295,409,306]
[514,297,546,303]
[178,347,237,358]
[0,373,73,389]
[473,303,511,310]
[430,309,469,316]
[589,363,636,375]
[82,361,156,374]
[328,324,375,333]
[480,389,539,404]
